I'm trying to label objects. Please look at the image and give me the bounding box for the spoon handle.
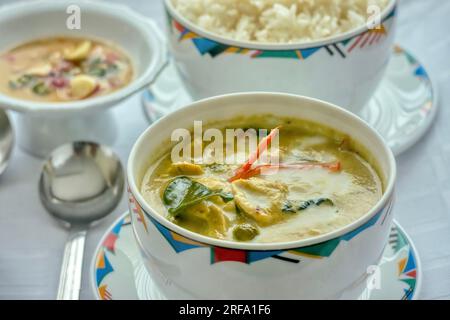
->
[57,229,87,300]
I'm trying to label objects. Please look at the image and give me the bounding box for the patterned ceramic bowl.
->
[164,0,397,115]
[127,92,397,299]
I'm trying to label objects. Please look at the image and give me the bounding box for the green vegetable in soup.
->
[163,176,233,217]
[32,82,51,95]
[87,58,118,78]
[233,224,259,241]
[88,67,107,77]
[281,202,297,214]
[282,198,334,214]
[299,198,334,210]
[9,74,35,89]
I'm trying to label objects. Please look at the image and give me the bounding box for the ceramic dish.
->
[164,0,397,114]
[0,0,167,157]
[92,212,422,300]
[127,92,396,299]
[142,46,437,156]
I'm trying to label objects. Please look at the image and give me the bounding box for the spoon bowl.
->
[39,141,124,225]
[0,109,14,176]
[39,141,124,300]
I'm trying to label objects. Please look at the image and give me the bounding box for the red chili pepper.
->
[229,126,281,182]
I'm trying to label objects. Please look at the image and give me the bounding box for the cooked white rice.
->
[171,0,390,43]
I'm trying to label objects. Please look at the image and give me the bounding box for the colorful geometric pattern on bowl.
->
[129,190,393,263]
[93,213,419,300]
[168,6,397,60]
[95,214,132,301]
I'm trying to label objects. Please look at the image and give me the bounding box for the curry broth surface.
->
[141,116,383,243]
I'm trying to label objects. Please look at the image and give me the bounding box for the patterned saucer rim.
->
[90,212,422,300]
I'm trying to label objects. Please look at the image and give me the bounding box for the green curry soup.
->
[141,116,383,243]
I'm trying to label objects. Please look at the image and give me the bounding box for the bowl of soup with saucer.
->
[127,92,396,300]
[0,0,167,157]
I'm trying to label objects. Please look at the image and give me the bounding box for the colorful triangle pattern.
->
[170,7,396,60]
[142,199,390,264]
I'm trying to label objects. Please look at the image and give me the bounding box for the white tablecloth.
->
[0,0,449,300]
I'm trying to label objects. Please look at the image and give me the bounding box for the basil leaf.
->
[315,198,334,207]
[283,198,334,214]
[163,176,233,217]
[281,201,297,213]
[298,198,334,211]
[218,191,234,202]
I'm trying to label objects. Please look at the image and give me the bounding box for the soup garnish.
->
[141,117,383,243]
[0,37,133,102]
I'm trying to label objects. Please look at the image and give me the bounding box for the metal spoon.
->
[39,141,124,300]
[0,109,14,176]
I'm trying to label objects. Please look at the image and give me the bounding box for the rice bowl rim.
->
[164,0,396,51]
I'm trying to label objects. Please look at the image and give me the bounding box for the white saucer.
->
[91,212,422,300]
[142,45,437,156]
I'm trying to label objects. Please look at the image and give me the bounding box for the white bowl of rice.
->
[165,0,397,114]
